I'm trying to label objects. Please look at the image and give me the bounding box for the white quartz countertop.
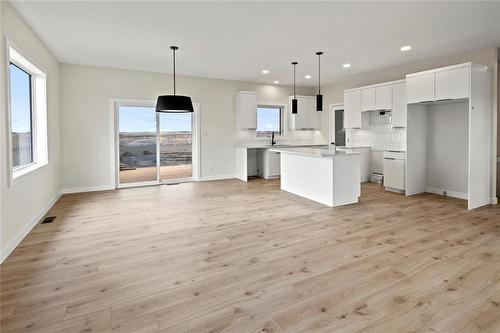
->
[236,142,328,149]
[270,147,360,158]
[335,145,371,149]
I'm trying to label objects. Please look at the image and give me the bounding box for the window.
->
[256,105,281,133]
[10,63,33,168]
[6,41,48,183]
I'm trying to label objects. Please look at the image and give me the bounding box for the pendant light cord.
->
[173,48,176,95]
[318,54,321,94]
[316,51,323,94]
[293,64,296,98]
[292,61,298,98]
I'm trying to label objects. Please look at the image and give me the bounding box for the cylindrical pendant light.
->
[316,51,323,111]
[292,61,298,114]
[156,46,194,113]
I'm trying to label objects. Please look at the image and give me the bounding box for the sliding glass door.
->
[118,106,158,185]
[116,101,196,187]
[159,113,193,181]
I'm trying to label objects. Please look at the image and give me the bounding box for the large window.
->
[256,105,281,133]
[7,41,48,183]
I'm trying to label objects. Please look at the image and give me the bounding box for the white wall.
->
[1,2,61,261]
[320,47,498,201]
[59,63,316,190]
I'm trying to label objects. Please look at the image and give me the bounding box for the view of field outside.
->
[118,106,192,183]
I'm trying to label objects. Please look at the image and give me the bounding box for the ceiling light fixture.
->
[155,46,194,113]
[342,63,351,69]
[305,74,312,79]
[274,80,279,84]
[291,61,298,114]
[262,69,270,74]
[316,51,323,111]
[400,45,412,52]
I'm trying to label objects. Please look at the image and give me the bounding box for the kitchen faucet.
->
[271,132,276,145]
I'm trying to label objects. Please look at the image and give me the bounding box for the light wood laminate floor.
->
[1,179,500,333]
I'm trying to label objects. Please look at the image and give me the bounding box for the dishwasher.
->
[383,151,406,193]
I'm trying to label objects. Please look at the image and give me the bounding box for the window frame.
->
[256,104,283,136]
[5,38,48,185]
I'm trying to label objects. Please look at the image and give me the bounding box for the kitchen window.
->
[6,40,48,184]
[256,105,282,134]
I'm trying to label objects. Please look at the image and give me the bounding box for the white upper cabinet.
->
[307,98,321,129]
[288,96,320,130]
[391,81,407,128]
[344,89,362,129]
[435,67,470,101]
[235,91,257,129]
[361,87,376,111]
[406,73,435,104]
[375,84,392,110]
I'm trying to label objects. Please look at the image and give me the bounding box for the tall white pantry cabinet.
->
[405,63,491,210]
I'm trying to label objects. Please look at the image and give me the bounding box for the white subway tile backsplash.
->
[348,112,406,151]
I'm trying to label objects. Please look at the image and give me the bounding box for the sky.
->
[119,106,192,132]
[10,63,32,134]
[257,107,280,132]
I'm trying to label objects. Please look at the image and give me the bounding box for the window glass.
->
[257,106,281,132]
[9,63,33,168]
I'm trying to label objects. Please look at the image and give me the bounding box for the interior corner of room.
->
[1,1,500,331]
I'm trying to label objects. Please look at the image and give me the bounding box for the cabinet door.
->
[406,73,435,104]
[375,85,392,110]
[307,97,320,129]
[392,82,407,128]
[236,92,257,129]
[344,90,362,128]
[435,67,469,101]
[361,87,376,111]
[289,97,309,130]
[268,152,281,177]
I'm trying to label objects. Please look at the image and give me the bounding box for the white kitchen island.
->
[271,147,360,207]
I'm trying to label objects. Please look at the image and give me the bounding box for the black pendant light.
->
[316,51,323,111]
[291,61,298,114]
[156,46,194,113]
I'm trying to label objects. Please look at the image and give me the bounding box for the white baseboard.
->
[491,197,498,205]
[1,192,61,264]
[199,174,235,181]
[62,185,115,194]
[426,187,468,200]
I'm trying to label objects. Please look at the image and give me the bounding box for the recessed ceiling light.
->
[342,63,351,69]
[400,45,412,52]
[305,75,312,79]
[262,69,269,74]
[273,80,279,84]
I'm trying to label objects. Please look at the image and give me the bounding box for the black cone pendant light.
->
[156,46,194,113]
[291,61,298,114]
[316,51,323,111]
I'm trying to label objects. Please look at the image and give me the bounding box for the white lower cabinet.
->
[258,149,281,179]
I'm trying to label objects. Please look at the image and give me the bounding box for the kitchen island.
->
[270,147,360,207]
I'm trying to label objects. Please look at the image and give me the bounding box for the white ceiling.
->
[9,1,500,87]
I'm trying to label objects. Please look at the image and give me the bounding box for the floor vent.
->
[166,183,180,186]
[41,216,57,224]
